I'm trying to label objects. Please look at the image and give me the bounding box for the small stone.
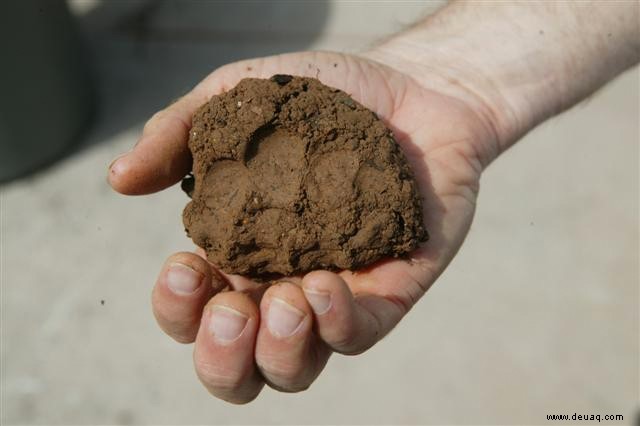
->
[271,74,293,85]
[181,173,195,198]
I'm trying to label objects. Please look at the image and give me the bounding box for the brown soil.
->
[182,75,427,278]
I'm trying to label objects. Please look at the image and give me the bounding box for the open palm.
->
[109,51,497,403]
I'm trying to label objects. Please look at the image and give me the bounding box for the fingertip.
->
[255,281,329,393]
[205,290,260,323]
[302,271,348,316]
[107,143,192,195]
[152,252,223,343]
[262,281,313,337]
[194,291,263,403]
[106,152,132,194]
[302,270,347,291]
[302,271,379,355]
[200,290,260,350]
[171,251,225,288]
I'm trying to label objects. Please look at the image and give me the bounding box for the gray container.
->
[0,0,94,182]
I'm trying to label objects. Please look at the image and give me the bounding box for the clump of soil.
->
[182,75,427,278]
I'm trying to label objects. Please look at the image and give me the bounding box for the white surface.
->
[2,1,638,424]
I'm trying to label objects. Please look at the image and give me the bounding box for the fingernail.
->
[209,305,249,344]
[303,289,332,315]
[108,151,129,172]
[267,298,305,338]
[166,263,203,295]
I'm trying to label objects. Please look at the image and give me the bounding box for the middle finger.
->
[255,281,332,392]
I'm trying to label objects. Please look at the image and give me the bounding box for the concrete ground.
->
[1,1,638,424]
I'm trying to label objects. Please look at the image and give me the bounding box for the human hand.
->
[108,50,500,403]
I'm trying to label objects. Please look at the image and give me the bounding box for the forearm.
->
[365,1,640,153]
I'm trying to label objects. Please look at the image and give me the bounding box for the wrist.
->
[364,1,640,157]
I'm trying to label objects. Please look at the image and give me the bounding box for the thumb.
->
[108,51,365,196]
[108,90,207,195]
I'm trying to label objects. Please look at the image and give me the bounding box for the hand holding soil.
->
[108,51,488,403]
[107,1,639,405]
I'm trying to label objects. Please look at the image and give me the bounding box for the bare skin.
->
[108,1,639,404]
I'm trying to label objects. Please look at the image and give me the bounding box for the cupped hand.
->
[108,51,499,403]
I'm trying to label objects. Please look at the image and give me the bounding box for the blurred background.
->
[0,0,638,424]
